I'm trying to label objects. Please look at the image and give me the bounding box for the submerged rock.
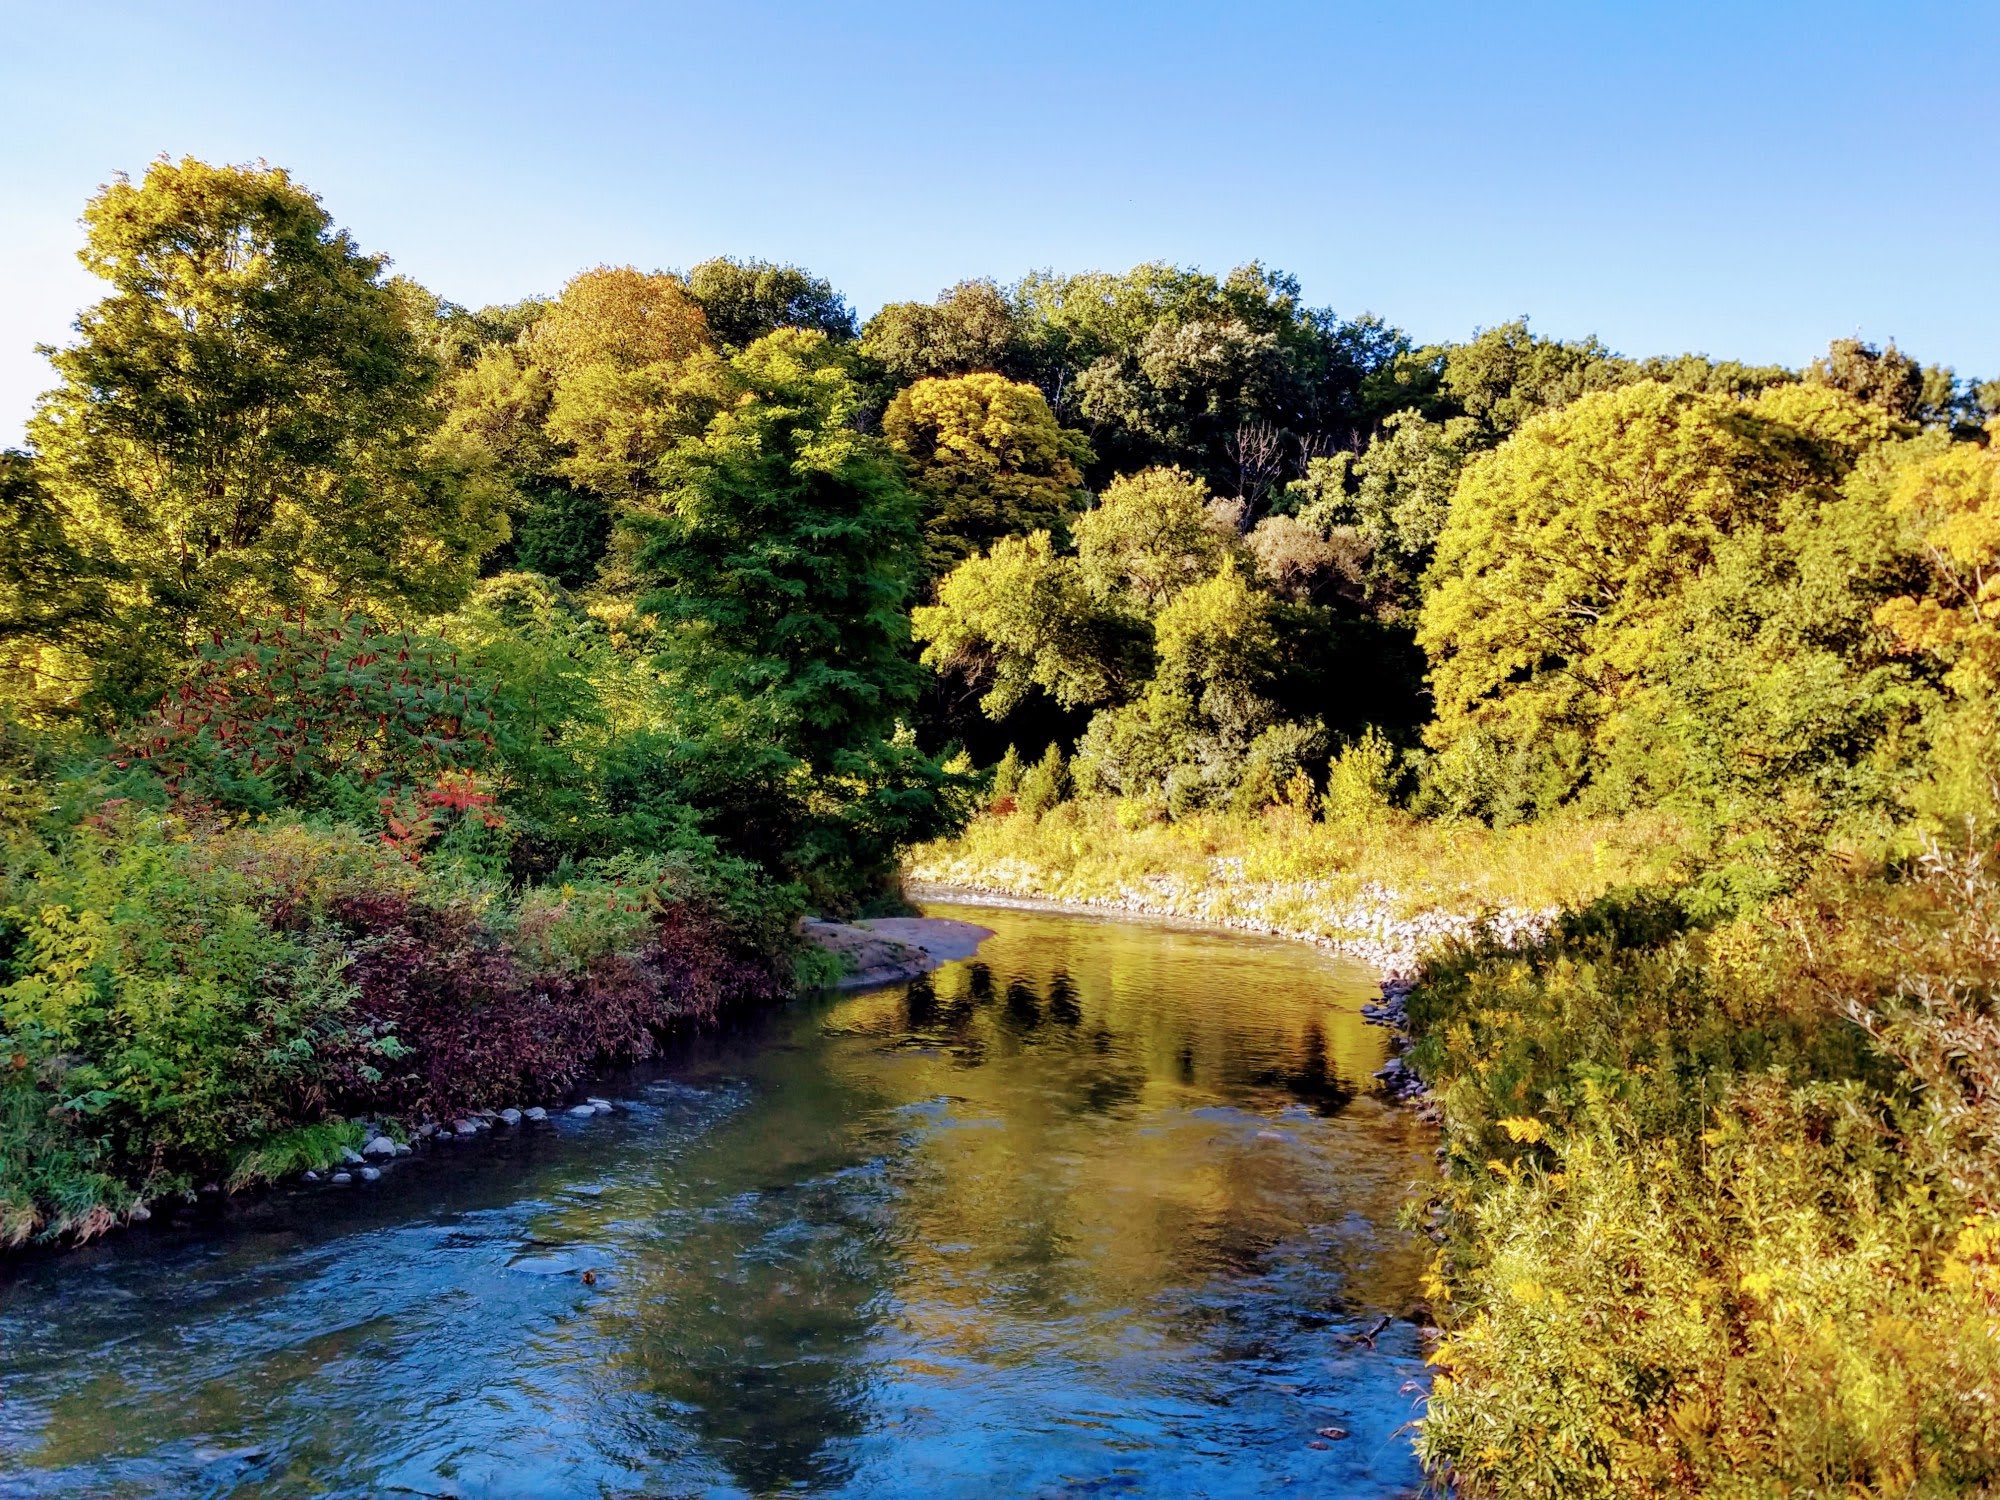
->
[567,1104,597,1118]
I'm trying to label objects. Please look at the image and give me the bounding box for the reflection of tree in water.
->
[1046,970,1082,1026]
[1003,977,1042,1030]
[1250,1018,1355,1114]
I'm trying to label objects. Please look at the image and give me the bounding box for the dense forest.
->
[4,157,1999,1495]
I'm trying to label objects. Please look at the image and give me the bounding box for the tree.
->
[626,330,959,897]
[1418,381,1892,814]
[685,258,855,348]
[883,373,1093,575]
[861,279,1026,385]
[1440,319,1634,437]
[1073,561,1309,809]
[26,157,503,713]
[1074,467,1234,610]
[438,266,719,583]
[912,531,1142,718]
[0,451,116,722]
[1808,338,1926,423]
[1873,431,2000,696]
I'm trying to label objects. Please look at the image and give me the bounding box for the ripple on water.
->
[0,900,1434,1500]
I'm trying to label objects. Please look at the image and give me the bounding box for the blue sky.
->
[2,0,1994,441]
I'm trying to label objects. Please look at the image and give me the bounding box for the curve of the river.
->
[0,900,1435,1499]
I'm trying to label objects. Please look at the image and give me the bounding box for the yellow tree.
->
[883,373,1091,575]
[1417,382,1890,811]
[1874,431,2000,694]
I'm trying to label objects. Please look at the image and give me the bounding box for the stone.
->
[128,1202,151,1222]
[392,1141,412,1157]
[302,1170,320,1183]
[359,1166,381,1182]
[330,1171,353,1185]
[585,1096,613,1112]
[362,1136,397,1158]
[497,1108,522,1126]
[416,1123,437,1139]
[523,1106,548,1122]
[567,1104,597,1118]
[454,1119,481,1137]
[339,1147,365,1166]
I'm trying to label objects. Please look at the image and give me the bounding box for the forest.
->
[4,156,2000,1496]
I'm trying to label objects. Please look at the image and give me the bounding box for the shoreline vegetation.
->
[4,153,2000,1495]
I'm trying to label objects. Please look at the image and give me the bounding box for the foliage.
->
[117,612,503,822]
[685,257,855,348]
[25,158,503,716]
[1419,383,1896,819]
[626,330,964,898]
[1408,855,2000,1497]
[883,372,1093,575]
[1074,466,1234,610]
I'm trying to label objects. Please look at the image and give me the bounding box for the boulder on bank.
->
[799,916,995,990]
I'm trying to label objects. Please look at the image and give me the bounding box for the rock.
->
[330,1171,353,1185]
[339,1147,365,1166]
[454,1119,481,1138]
[523,1106,548,1122]
[585,1096,613,1111]
[359,1166,381,1182]
[128,1202,151,1222]
[567,1104,597,1118]
[362,1135,397,1158]
[1316,1425,1350,1441]
[497,1108,522,1126]
[302,1170,321,1183]
[416,1123,438,1139]
[393,1140,412,1157]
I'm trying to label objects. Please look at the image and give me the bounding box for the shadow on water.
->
[0,901,1435,1500]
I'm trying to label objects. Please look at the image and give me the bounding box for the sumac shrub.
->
[118,612,502,819]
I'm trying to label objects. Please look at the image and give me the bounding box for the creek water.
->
[0,901,1435,1499]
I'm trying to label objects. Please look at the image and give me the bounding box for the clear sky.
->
[2,0,1995,442]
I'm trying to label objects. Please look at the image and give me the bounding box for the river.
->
[0,900,1435,1499]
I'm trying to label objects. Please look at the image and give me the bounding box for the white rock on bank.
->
[523,1106,549,1122]
[497,1108,522,1126]
[362,1136,397,1158]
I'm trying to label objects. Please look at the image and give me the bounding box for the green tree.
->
[685,258,855,348]
[25,157,503,712]
[1439,319,1635,437]
[861,279,1027,385]
[1074,466,1234,610]
[627,330,959,898]
[883,373,1093,575]
[913,531,1143,718]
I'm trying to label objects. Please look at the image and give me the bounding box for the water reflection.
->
[0,902,1435,1499]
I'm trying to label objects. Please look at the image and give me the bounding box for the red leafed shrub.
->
[119,612,501,816]
[323,885,784,1120]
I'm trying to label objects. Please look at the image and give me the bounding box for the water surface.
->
[0,901,1434,1498]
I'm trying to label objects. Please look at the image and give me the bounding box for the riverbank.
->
[913,805,2000,1493]
[906,801,1671,977]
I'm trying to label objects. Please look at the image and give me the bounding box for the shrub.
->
[1321,727,1399,825]
[1015,743,1070,817]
